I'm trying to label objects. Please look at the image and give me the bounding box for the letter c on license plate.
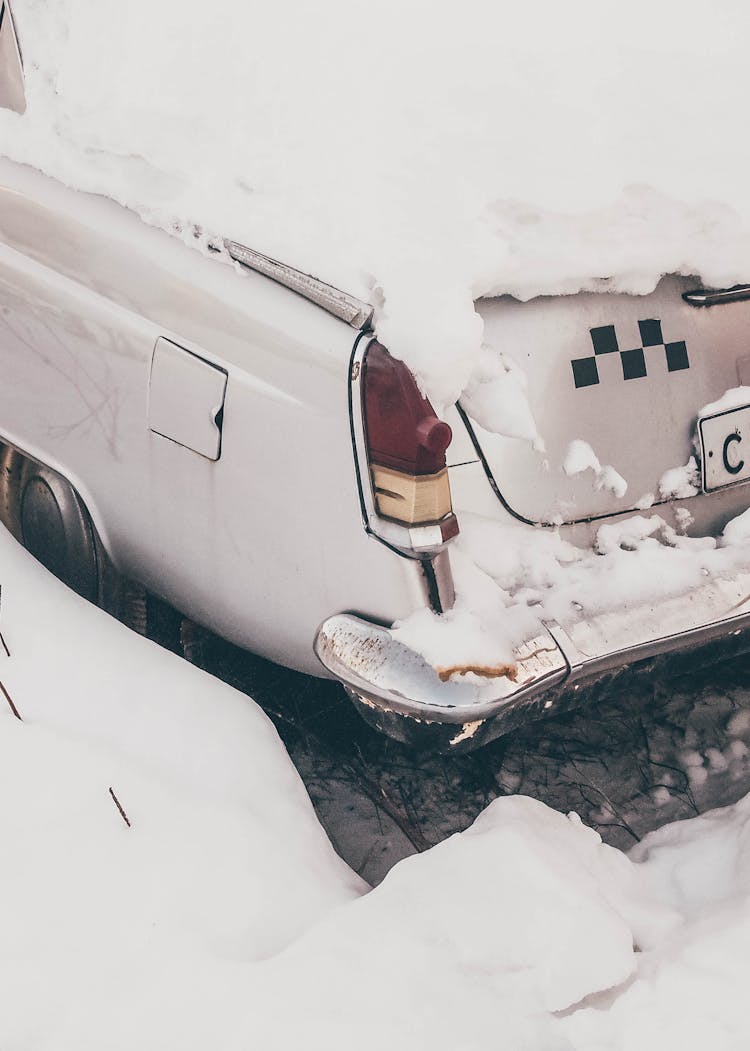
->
[699,404,750,491]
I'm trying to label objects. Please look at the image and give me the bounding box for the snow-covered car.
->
[3,4,750,752]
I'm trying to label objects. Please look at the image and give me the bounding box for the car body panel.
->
[472,278,750,525]
[0,158,426,674]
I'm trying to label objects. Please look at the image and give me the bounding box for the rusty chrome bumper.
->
[314,569,750,751]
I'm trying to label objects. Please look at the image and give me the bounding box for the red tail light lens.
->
[362,341,452,474]
[362,341,458,534]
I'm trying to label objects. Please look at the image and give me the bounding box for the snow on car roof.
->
[1,0,749,405]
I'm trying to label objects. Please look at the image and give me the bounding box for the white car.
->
[2,4,750,751]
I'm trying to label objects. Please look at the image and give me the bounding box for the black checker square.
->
[665,340,689,372]
[571,319,691,390]
[621,347,647,380]
[638,318,663,347]
[571,356,599,388]
[590,325,619,355]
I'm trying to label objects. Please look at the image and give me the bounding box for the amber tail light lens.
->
[362,341,458,536]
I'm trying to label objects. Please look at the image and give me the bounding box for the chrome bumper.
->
[314,569,750,750]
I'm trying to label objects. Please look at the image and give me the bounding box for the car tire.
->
[0,442,219,663]
[0,443,24,541]
[16,452,100,602]
[0,443,151,624]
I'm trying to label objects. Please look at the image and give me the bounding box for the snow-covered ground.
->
[4,0,750,405]
[0,526,364,1045]
[4,524,750,1048]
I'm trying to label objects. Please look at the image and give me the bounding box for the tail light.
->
[361,341,458,542]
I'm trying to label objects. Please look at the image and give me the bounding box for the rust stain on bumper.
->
[436,661,518,683]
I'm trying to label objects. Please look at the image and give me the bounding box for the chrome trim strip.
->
[224,239,373,329]
[551,569,750,678]
[427,548,455,612]
[317,567,750,734]
[314,614,567,724]
[0,0,26,115]
[683,285,750,307]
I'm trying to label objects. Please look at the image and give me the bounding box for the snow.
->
[0,525,364,1046]
[391,546,538,683]
[658,457,700,500]
[674,506,694,534]
[721,505,750,545]
[563,438,603,478]
[460,348,541,445]
[3,0,750,406]
[700,385,750,418]
[393,497,749,675]
[6,520,750,1045]
[561,795,750,1050]
[563,438,628,499]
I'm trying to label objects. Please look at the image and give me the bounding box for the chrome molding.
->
[0,0,26,115]
[314,613,567,724]
[225,240,373,329]
[549,568,750,677]
[683,285,750,307]
[427,548,455,612]
[317,564,750,745]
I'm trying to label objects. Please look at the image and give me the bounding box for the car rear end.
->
[317,276,750,750]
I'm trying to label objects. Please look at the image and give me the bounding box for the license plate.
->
[699,404,750,491]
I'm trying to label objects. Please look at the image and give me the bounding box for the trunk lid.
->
[466,276,750,524]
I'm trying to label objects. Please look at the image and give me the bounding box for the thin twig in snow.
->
[0,679,21,720]
[108,787,131,828]
[0,586,9,657]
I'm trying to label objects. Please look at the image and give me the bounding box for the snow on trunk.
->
[2,1,750,404]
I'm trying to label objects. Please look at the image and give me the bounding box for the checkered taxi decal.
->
[571,319,690,389]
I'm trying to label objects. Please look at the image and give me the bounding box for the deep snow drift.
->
[3,0,750,404]
[2,526,750,1048]
[0,526,364,1046]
